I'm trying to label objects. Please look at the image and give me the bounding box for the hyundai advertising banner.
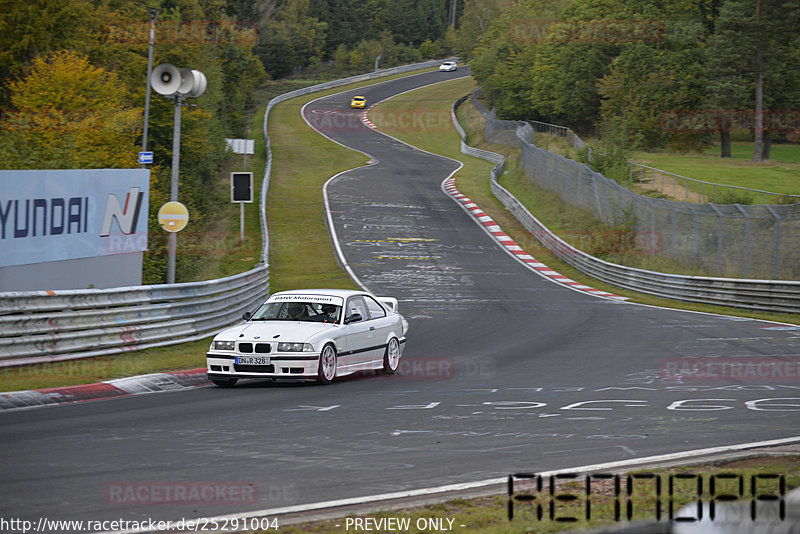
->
[0,169,150,268]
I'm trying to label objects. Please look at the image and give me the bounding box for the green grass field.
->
[703,141,800,164]
[632,144,800,197]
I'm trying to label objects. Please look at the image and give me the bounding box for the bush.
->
[713,188,755,205]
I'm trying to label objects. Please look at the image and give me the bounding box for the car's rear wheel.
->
[211,378,238,388]
[317,344,337,384]
[383,337,400,375]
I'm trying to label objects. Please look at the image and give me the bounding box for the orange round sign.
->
[157,201,189,232]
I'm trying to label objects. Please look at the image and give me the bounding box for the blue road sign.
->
[138,151,154,164]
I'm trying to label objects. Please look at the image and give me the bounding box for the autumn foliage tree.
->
[0,50,141,169]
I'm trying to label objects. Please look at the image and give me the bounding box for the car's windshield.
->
[251,300,342,323]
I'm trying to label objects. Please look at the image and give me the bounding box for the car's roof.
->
[352,95,365,99]
[442,61,456,64]
[268,289,367,299]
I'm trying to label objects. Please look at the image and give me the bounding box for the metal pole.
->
[141,8,157,168]
[766,206,781,278]
[710,204,724,273]
[241,152,247,242]
[167,94,182,284]
[735,204,751,277]
[240,203,245,242]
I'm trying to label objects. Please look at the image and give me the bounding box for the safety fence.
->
[453,94,800,314]
[628,162,798,205]
[476,95,799,207]
[471,92,800,281]
[0,60,444,368]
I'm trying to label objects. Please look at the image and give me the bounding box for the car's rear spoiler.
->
[377,297,398,312]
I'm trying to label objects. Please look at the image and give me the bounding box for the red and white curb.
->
[443,177,627,301]
[361,106,377,129]
[0,368,210,412]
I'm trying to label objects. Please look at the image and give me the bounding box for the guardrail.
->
[0,60,444,368]
[452,95,800,314]
[0,269,269,366]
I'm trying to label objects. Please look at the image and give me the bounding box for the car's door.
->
[341,295,375,370]
[362,295,394,366]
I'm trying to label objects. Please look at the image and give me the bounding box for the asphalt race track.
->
[1,68,799,529]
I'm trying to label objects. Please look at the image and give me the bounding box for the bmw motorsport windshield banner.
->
[0,169,150,267]
[269,294,344,305]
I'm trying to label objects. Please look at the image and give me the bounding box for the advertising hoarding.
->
[0,169,150,268]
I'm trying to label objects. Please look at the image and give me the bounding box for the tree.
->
[705,0,799,160]
[0,51,141,169]
[456,0,510,59]
[704,2,753,157]
[256,0,327,78]
[598,21,707,150]
[0,0,101,107]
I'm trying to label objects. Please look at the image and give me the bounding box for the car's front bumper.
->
[206,352,320,380]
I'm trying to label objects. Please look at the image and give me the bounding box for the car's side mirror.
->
[242,311,252,321]
[345,313,362,324]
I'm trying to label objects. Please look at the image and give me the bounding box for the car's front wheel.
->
[383,337,400,375]
[317,344,337,384]
[211,377,238,388]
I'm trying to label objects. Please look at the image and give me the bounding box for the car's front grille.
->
[238,342,271,353]
[233,364,276,373]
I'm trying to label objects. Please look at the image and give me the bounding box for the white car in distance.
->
[439,61,458,72]
[207,289,406,386]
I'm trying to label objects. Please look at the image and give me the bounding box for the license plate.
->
[236,356,271,365]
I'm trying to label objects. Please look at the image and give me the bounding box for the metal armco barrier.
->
[452,95,800,314]
[0,60,443,367]
[0,269,269,366]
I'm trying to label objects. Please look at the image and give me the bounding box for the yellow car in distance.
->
[350,95,366,109]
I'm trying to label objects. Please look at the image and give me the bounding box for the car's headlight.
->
[277,342,314,352]
[213,340,235,351]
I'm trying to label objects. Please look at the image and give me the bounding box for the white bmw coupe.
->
[206,289,407,386]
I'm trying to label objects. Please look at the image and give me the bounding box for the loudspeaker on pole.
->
[150,63,181,95]
[151,64,207,98]
[178,69,207,98]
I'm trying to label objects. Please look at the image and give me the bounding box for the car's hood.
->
[215,321,338,342]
